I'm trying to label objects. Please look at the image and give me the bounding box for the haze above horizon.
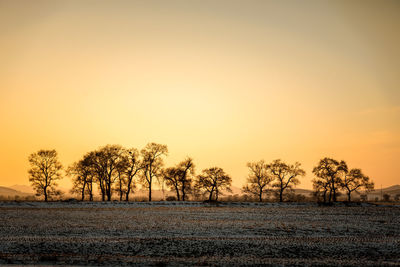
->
[0,0,399,190]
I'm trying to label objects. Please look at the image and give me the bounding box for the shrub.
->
[383,194,391,202]
[360,194,368,202]
[166,196,177,201]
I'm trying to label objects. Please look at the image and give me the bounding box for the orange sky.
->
[0,0,399,190]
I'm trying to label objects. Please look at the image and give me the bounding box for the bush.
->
[360,194,368,202]
[166,196,177,201]
[383,194,391,202]
[286,193,307,202]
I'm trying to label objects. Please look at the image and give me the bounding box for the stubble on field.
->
[0,202,399,266]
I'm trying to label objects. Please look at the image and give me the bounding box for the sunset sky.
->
[0,0,399,191]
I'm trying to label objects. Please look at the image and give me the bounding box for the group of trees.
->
[27,143,232,202]
[66,143,170,202]
[312,157,374,203]
[242,159,305,202]
[27,146,374,203]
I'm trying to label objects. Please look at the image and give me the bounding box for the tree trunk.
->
[106,180,112,201]
[332,183,337,202]
[106,185,111,201]
[182,181,186,201]
[44,186,48,202]
[126,180,132,201]
[81,181,86,201]
[347,191,351,202]
[148,182,152,202]
[88,182,93,201]
[208,190,213,201]
[259,191,262,202]
[175,186,180,201]
[99,180,105,201]
[279,189,283,202]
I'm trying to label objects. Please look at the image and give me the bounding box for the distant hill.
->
[363,185,400,196]
[9,184,35,194]
[229,186,243,195]
[0,186,33,197]
[381,185,400,191]
[381,185,400,195]
[0,186,20,195]
[1,184,398,201]
[293,188,313,195]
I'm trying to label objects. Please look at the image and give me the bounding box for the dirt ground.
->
[0,201,399,266]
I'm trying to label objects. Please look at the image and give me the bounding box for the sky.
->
[0,0,399,191]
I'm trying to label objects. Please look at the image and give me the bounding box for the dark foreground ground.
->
[0,202,399,266]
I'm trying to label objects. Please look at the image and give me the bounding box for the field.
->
[0,202,399,266]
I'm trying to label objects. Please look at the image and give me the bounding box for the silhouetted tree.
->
[312,157,347,202]
[195,167,232,201]
[242,160,272,202]
[177,157,195,201]
[312,178,330,203]
[90,145,124,201]
[163,157,195,201]
[122,148,143,201]
[163,167,181,200]
[269,159,305,202]
[140,143,168,201]
[67,155,94,201]
[85,151,106,201]
[28,149,63,202]
[342,168,374,201]
[115,156,128,201]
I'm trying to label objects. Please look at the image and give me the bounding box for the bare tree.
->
[163,167,181,200]
[67,155,94,201]
[123,148,143,201]
[85,151,106,201]
[140,143,168,201]
[195,167,232,201]
[89,145,124,201]
[312,157,347,202]
[163,157,195,201]
[312,178,330,203]
[242,160,273,202]
[269,159,305,202]
[177,157,195,201]
[115,156,128,201]
[342,168,374,202]
[28,149,63,202]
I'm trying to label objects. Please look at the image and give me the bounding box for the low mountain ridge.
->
[9,184,35,194]
[1,184,398,200]
[0,186,33,197]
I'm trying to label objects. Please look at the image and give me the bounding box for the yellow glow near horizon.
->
[0,0,399,191]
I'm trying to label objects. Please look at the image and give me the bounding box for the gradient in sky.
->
[0,0,399,190]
